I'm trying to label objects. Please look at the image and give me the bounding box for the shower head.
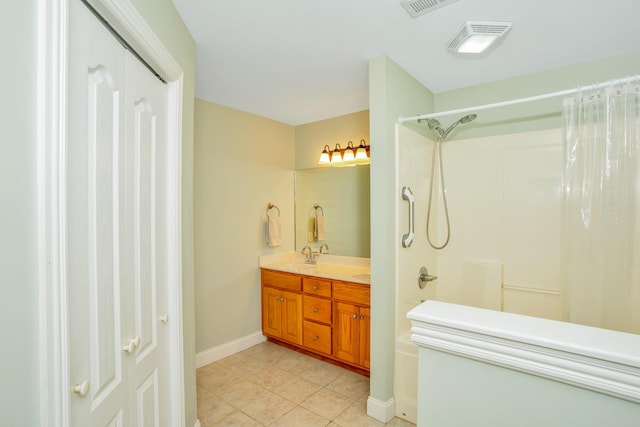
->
[426,118,441,130]
[459,114,477,124]
[442,113,477,139]
[419,113,477,140]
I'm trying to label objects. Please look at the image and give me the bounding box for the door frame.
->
[38,0,185,425]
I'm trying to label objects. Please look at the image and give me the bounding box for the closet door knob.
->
[72,380,90,396]
[123,336,141,354]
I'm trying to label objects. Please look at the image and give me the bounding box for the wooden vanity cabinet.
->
[261,268,370,373]
[302,277,332,355]
[333,281,371,370]
[261,270,303,346]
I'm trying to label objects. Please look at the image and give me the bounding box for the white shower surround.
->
[394,124,566,421]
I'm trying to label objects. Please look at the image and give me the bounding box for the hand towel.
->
[315,215,326,241]
[266,217,282,247]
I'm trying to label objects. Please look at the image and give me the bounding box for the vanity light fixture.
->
[355,139,369,161]
[331,143,343,163]
[318,139,370,166]
[447,21,512,54]
[319,145,331,164]
[343,141,355,162]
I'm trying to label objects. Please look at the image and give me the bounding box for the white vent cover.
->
[447,21,512,53]
[400,0,460,18]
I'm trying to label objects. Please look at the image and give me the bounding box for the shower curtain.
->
[562,79,640,334]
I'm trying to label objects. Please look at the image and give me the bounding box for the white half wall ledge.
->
[408,300,640,403]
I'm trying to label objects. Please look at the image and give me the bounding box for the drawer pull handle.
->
[312,285,318,291]
[313,336,319,340]
[313,307,318,313]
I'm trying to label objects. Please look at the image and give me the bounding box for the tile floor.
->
[196,341,416,426]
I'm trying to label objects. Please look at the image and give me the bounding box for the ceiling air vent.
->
[400,0,460,18]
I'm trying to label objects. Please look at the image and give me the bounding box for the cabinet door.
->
[333,301,359,365]
[359,307,370,369]
[262,287,283,338]
[281,290,303,345]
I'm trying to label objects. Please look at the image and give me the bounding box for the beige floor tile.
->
[386,417,417,426]
[300,387,353,420]
[241,390,297,425]
[249,366,296,390]
[273,376,323,404]
[197,394,236,426]
[195,342,417,427]
[198,367,247,393]
[274,351,320,375]
[298,360,345,387]
[216,381,268,408]
[208,410,263,427]
[332,395,384,427]
[270,406,330,427]
[325,371,370,400]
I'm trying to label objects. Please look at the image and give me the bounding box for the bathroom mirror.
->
[295,165,370,258]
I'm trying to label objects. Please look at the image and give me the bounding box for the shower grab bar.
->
[401,186,414,248]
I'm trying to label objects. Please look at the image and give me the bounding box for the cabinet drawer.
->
[302,277,331,297]
[303,295,331,324]
[332,281,370,305]
[261,269,302,292]
[303,321,331,355]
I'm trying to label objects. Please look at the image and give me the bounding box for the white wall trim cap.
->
[408,301,640,403]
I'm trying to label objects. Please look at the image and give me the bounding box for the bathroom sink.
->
[280,263,318,272]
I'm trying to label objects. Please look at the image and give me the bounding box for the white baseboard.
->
[195,331,266,368]
[367,396,396,423]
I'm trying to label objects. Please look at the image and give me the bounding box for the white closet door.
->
[123,44,171,427]
[67,0,171,425]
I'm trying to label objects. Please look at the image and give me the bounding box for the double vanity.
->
[259,253,371,374]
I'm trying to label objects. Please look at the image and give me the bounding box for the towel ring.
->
[267,203,280,218]
[314,204,324,216]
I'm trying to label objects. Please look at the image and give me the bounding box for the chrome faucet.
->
[301,245,317,264]
[319,243,329,254]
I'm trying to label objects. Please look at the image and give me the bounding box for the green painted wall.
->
[433,52,640,139]
[193,99,295,352]
[0,1,39,425]
[368,55,435,412]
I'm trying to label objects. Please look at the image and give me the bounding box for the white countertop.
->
[259,252,371,285]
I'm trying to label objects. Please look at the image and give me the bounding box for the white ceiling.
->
[171,0,640,126]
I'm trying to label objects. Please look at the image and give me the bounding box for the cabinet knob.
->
[313,285,318,291]
[72,380,90,397]
[313,336,319,340]
[352,313,358,319]
[360,315,364,320]
[160,314,169,323]
[313,307,318,313]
